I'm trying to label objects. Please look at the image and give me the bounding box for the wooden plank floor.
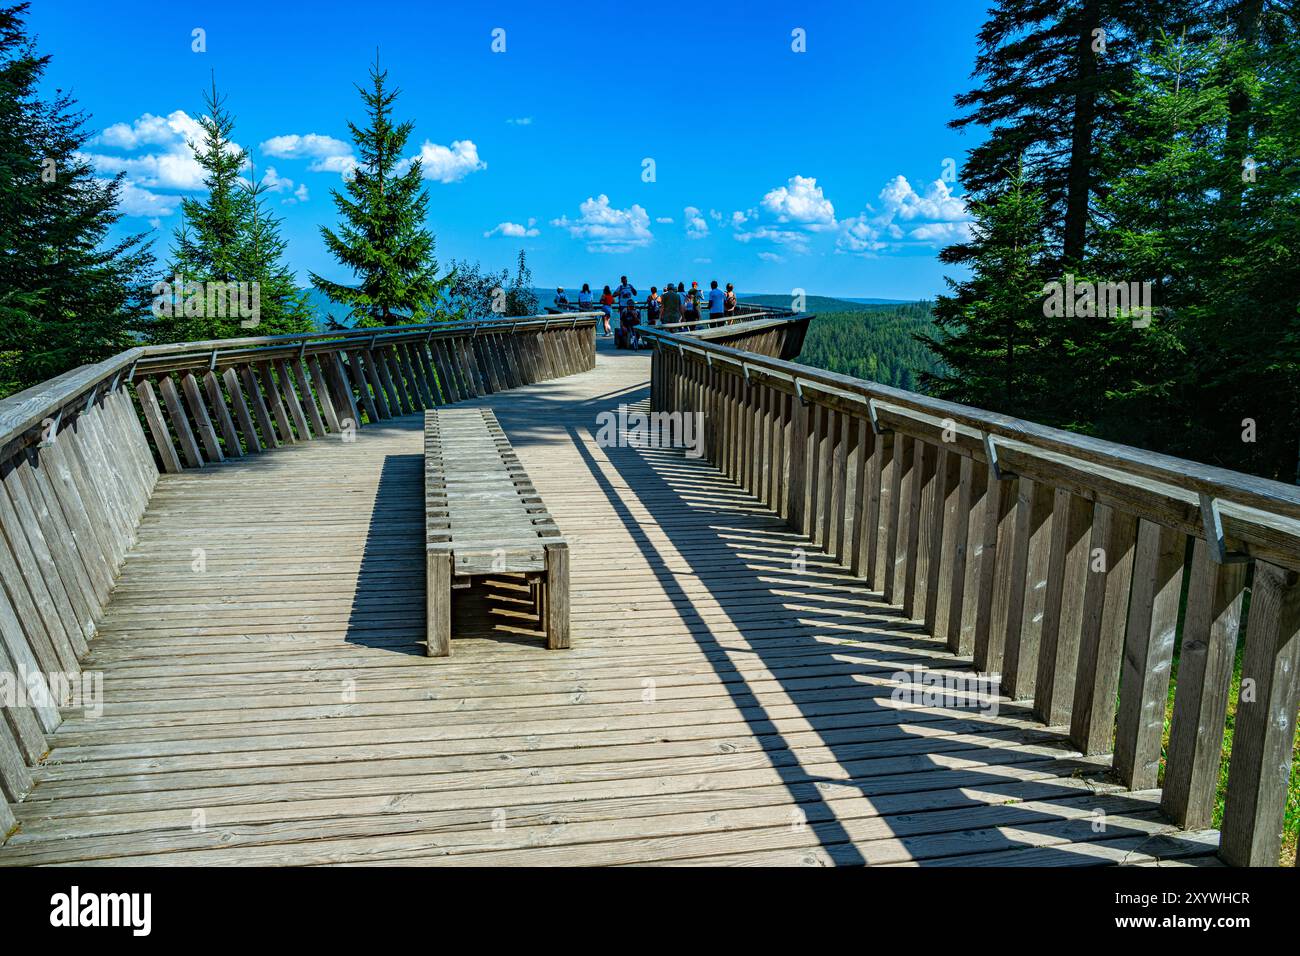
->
[0,339,1221,866]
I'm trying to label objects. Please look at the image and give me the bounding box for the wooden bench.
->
[424,408,570,656]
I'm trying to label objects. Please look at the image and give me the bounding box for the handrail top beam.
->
[638,323,1300,523]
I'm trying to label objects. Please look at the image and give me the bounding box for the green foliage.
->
[0,2,155,394]
[310,54,450,327]
[944,3,1300,481]
[504,249,539,317]
[158,79,313,343]
[798,302,942,391]
[950,0,1179,265]
[920,170,1061,421]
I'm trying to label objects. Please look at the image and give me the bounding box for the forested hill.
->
[774,298,942,393]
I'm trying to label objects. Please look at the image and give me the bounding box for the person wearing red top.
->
[599,285,615,336]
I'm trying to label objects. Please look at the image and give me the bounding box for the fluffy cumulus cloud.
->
[484,218,540,238]
[106,179,179,217]
[551,195,653,253]
[80,109,232,218]
[878,175,968,222]
[684,206,709,239]
[726,176,834,256]
[406,139,486,183]
[255,166,309,204]
[259,133,355,174]
[262,133,484,183]
[733,225,811,254]
[83,109,211,191]
[759,175,836,230]
[836,175,972,256]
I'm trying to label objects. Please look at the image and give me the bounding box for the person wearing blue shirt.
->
[708,280,726,318]
[554,287,569,310]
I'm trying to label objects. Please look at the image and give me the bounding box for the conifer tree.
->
[310,54,449,327]
[918,170,1059,422]
[950,0,1184,268]
[161,78,312,342]
[0,2,154,393]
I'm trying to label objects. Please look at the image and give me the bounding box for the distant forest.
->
[742,295,942,392]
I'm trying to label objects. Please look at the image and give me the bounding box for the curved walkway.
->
[0,340,1219,865]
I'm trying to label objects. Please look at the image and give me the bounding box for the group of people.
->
[553,276,739,347]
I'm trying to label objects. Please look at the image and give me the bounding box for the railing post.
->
[1113,520,1185,789]
[1161,538,1248,827]
[1219,561,1300,865]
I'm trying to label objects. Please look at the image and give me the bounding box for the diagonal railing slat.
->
[640,316,1300,868]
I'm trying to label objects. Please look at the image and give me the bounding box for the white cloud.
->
[551,194,653,253]
[878,175,969,222]
[684,206,709,239]
[105,179,178,217]
[655,216,674,224]
[760,175,836,230]
[258,166,294,193]
[908,221,972,243]
[837,174,973,255]
[757,251,784,263]
[259,133,355,173]
[836,214,885,255]
[484,218,540,238]
[408,139,486,183]
[293,183,309,202]
[734,225,809,253]
[506,117,533,125]
[99,110,201,150]
[82,109,214,191]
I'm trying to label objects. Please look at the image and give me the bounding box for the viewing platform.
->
[0,308,1295,867]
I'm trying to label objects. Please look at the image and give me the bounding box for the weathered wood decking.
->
[0,340,1222,866]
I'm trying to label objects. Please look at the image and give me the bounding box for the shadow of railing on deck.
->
[557,390,1178,865]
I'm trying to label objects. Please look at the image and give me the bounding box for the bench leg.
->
[545,543,570,650]
[427,550,452,657]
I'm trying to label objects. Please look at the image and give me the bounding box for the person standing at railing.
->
[707,280,726,321]
[681,282,699,327]
[660,283,682,325]
[724,283,737,316]
[615,275,637,309]
[646,286,661,326]
[578,283,593,310]
[599,285,615,335]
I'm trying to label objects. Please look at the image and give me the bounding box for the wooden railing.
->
[0,313,597,841]
[640,319,1300,867]
[0,349,158,842]
[680,312,811,361]
[130,313,598,472]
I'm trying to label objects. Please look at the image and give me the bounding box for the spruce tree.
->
[0,2,154,393]
[162,78,312,342]
[950,0,1184,268]
[1088,18,1299,478]
[918,170,1059,422]
[310,54,449,327]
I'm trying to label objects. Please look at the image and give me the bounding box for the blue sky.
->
[29,0,988,300]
